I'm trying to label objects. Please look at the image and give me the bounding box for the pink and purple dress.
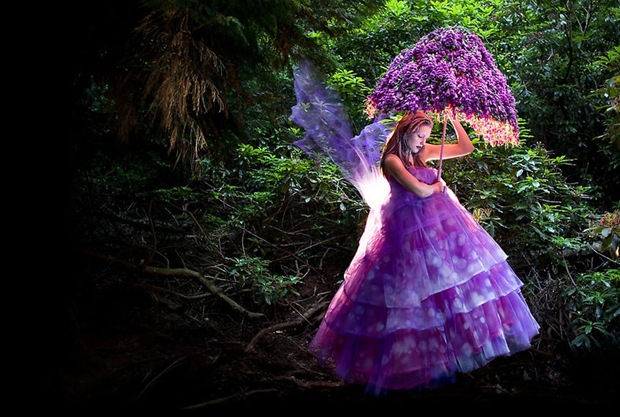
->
[291,60,539,395]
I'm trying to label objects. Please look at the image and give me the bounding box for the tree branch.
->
[83,249,264,319]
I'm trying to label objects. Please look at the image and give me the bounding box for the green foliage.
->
[228,256,302,305]
[329,69,372,123]
[198,142,368,305]
[442,139,595,269]
[585,210,620,260]
[500,0,620,205]
[591,45,620,151]
[72,149,191,207]
[206,142,366,221]
[562,268,620,352]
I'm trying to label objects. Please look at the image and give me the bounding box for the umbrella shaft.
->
[437,116,447,181]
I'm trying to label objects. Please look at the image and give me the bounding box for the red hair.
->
[380,111,433,176]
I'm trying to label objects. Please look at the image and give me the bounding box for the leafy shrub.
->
[198,142,369,305]
[441,139,595,271]
[228,256,302,305]
[562,268,620,352]
[585,210,620,260]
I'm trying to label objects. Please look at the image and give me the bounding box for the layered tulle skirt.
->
[309,167,540,394]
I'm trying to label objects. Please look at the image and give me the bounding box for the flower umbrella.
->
[365,26,520,179]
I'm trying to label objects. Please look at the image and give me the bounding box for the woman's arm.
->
[422,115,475,162]
[383,154,445,198]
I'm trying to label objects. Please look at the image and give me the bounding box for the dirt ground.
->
[31,251,618,414]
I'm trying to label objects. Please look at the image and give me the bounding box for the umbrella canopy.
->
[366,25,520,147]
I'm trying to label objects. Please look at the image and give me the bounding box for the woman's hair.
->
[380,111,433,176]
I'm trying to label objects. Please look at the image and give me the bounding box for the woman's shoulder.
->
[382,153,403,169]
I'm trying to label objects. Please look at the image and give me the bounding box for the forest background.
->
[35,0,618,411]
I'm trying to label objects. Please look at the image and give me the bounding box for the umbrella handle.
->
[437,114,447,181]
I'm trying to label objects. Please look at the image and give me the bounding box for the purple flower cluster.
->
[366,26,519,146]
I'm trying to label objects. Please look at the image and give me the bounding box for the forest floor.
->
[34,254,618,414]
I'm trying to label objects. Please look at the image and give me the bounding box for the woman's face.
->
[405,125,432,154]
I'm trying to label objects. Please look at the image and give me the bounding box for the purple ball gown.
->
[291,60,540,395]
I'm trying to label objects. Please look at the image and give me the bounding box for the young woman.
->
[308,111,540,395]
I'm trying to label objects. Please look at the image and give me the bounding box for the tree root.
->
[82,249,265,319]
[245,299,329,352]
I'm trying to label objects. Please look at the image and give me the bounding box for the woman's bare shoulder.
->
[383,153,403,170]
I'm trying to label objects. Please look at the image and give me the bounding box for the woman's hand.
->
[430,181,446,195]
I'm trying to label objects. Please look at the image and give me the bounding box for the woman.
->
[308,111,540,395]
[381,110,472,197]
